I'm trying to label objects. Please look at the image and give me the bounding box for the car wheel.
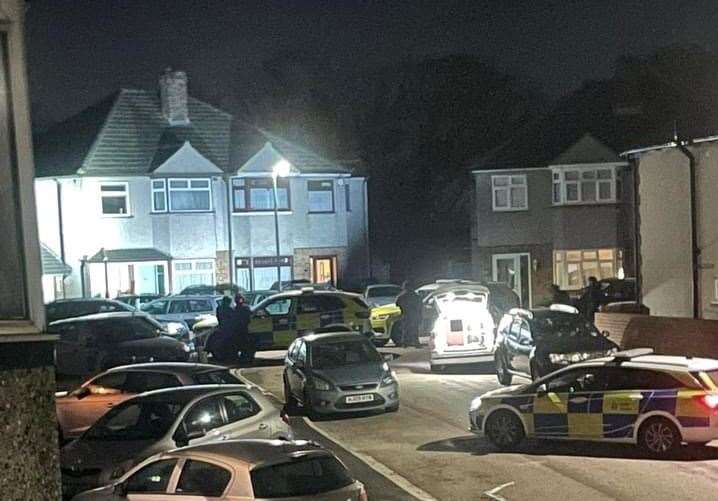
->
[430,363,445,373]
[283,376,299,413]
[373,339,389,347]
[495,353,513,386]
[303,390,319,420]
[638,417,681,457]
[485,410,525,450]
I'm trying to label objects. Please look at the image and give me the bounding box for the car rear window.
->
[698,370,718,388]
[194,369,242,385]
[251,455,353,498]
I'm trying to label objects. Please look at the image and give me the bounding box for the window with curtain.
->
[167,178,211,211]
[308,180,335,213]
[232,177,289,211]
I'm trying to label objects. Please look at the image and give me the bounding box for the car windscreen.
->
[84,400,183,441]
[251,455,353,498]
[531,314,599,340]
[311,340,381,369]
[368,286,401,298]
[193,369,242,384]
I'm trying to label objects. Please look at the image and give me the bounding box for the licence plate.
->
[346,394,374,404]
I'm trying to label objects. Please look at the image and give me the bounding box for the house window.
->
[167,178,211,212]
[239,256,292,290]
[345,184,351,212]
[151,179,167,212]
[491,175,527,211]
[232,177,290,211]
[552,167,618,205]
[173,259,215,292]
[308,180,335,213]
[553,248,623,290]
[100,182,130,216]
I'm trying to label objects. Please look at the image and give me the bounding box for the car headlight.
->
[311,376,333,391]
[549,351,603,364]
[470,396,482,412]
[182,343,191,353]
[381,371,397,387]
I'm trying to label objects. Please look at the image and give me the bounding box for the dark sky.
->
[26,0,718,128]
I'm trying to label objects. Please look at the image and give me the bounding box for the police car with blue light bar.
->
[469,348,718,456]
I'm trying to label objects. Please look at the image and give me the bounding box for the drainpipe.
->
[675,140,700,319]
[55,179,68,297]
[224,174,234,289]
[80,255,87,298]
[362,177,371,280]
[631,159,641,308]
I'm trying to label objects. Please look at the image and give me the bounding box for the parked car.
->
[46,298,135,324]
[115,294,163,309]
[141,295,220,330]
[369,303,402,347]
[597,277,637,306]
[243,289,276,307]
[493,304,619,384]
[427,283,496,372]
[283,332,399,418]
[55,362,244,442]
[271,279,336,291]
[49,312,192,376]
[200,289,372,354]
[61,385,293,499]
[363,284,401,307]
[73,439,368,500]
[179,283,241,296]
[470,349,718,457]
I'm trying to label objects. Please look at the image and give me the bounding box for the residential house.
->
[34,70,369,300]
[623,137,718,319]
[471,133,635,307]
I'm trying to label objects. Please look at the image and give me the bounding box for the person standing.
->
[208,296,237,363]
[235,293,255,365]
[396,280,422,348]
[548,284,571,305]
[579,276,602,321]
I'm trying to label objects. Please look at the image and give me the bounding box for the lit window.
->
[100,182,130,216]
[491,175,527,211]
[231,177,289,212]
[151,179,167,212]
[553,248,622,290]
[308,180,335,213]
[552,167,619,205]
[167,178,211,212]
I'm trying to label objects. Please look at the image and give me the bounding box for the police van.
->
[469,349,718,456]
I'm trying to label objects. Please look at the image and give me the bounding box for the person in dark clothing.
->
[208,296,240,363]
[548,284,571,305]
[235,293,255,364]
[579,276,602,321]
[395,281,422,348]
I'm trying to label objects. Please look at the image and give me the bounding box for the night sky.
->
[26,0,718,128]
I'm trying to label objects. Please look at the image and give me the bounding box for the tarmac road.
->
[242,346,718,501]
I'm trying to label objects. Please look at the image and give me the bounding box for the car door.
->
[504,317,522,372]
[251,296,297,349]
[172,459,233,499]
[58,372,130,437]
[122,458,179,500]
[215,392,270,439]
[296,295,323,335]
[168,299,191,323]
[52,323,83,375]
[179,396,226,446]
[287,339,308,401]
[514,320,534,375]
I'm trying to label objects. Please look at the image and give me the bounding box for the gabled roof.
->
[34,89,232,177]
[40,243,71,276]
[550,133,622,165]
[88,247,171,263]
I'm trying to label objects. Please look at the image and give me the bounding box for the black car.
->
[114,294,163,309]
[48,312,192,376]
[46,298,135,323]
[493,305,618,384]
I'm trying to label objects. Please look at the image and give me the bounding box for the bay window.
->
[552,166,620,205]
[553,248,623,290]
[491,175,527,211]
[308,180,335,213]
[167,178,212,212]
[232,177,290,212]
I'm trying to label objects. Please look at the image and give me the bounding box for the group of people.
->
[206,293,256,365]
[548,276,603,320]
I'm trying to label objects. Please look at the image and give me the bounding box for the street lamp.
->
[272,159,291,291]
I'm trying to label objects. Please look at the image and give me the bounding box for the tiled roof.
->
[88,247,172,263]
[35,89,232,177]
[41,244,71,276]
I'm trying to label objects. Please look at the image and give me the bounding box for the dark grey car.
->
[283,332,399,418]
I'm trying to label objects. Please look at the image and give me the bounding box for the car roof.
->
[551,352,718,373]
[49,310,149,325]
[167,439,329,469]
[130,384,250,403]
[302,332,368,344]
[162,295,221,300]
[366,284,400,289]
[49,298,124,304]
[105,362,231,375]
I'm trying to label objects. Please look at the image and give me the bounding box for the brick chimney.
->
[159,68,189,125]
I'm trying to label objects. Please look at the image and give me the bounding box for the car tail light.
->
[699,394,718,410]
[358,483,368,501]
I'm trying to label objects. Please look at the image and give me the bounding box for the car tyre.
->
[430,363,445,373]
[638,417,681,457]
[283,376,299,414]
[495,353,513,386]
[303,390,319,421]
[485,410,525,450]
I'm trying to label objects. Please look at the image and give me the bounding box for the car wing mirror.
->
[75,387,91,399]
[535,383,548,397]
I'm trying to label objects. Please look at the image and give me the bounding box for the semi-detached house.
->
[34,70,369,300]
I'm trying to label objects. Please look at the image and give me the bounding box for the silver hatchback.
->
[61,385,292,499]
[283,332,399,417]
[73,439,368,500]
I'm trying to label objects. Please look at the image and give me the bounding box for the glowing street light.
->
[272,159,291,291]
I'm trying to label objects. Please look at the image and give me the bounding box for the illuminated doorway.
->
[311,256,337,286]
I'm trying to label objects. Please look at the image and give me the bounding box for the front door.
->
[311,256,336,286]
[492,253,532,308]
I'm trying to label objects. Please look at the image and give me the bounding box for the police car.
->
[469,349,718,456]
